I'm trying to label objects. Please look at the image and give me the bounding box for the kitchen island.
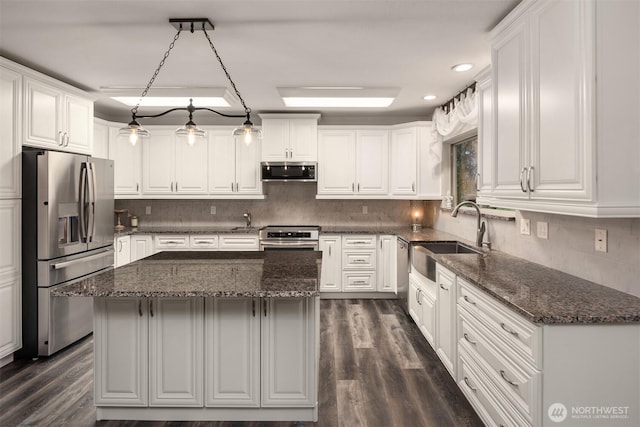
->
[54,250,322,422]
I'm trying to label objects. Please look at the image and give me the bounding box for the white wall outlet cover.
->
[210,206,216,215]
[145,206,151,215]
[520,218,531,235]
[362,205,368,214]
[537,221,549,239]
[595,228,608,252]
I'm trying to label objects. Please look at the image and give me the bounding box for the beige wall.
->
[427,201,640,297]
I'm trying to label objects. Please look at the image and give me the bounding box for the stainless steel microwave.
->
[260,162,317,182]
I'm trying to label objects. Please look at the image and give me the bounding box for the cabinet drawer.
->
[459,347,531,427]
[459,307,539,422]
[189,235,219,250]
[342,249,376,269]
[341,235,376,248]
[342,271,376,291]
[219,235,259,251]
[154,235,189,249]
[458,277,541,368]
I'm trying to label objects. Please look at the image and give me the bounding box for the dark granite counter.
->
[115,226,259,237]
[54,251,321,298]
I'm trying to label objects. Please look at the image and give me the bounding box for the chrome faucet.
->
[243,211,252,228]
[451,201,489,249]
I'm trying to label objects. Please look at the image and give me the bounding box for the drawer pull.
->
[352,241,368,245]
[138,300,143,317]
[500,322,519,337]
[353,259,367,263]
[440,284,449,291]
[463,333,477,345]
[353,280,367,284]
[500,370,519,387]
[463,295,476,305]
[463,377,477,392]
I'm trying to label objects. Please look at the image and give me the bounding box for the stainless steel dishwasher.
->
[396,237,410,314]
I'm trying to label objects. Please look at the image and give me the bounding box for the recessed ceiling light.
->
[278,87,398,108]
[451,63,474,72]
[423,95,437,101]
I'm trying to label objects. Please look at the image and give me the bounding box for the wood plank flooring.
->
[0,299,482,427]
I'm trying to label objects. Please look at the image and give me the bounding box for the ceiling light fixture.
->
[451,63,474,72]
[423,95,437,101]
[278,87,398,108]
[119,18,259,146]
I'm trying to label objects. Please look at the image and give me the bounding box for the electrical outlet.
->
[537,221,549,239]
[595,229,608,252]
[210,206,216,215]
[362,205,368,214]
[520,218,531,235]
[145,206,151,215]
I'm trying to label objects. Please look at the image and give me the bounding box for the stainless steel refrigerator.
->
[19,149,114,357]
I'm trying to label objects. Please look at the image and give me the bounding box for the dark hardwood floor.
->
[0,299,482,427]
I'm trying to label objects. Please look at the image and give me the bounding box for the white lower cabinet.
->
[114,235,131,267]
[408,274,436,348]
[319,235,342,292]
[435,264,457,378]
[377,235,396,292]
[341,235,377,292]
[0,275,21,359]
[95,296,318,420]
[219,234,259,251]
[130,235,154,262]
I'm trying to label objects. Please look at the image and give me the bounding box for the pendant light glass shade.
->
[232,119,262,145]
[119,119,150,146]
[176,121,206,146]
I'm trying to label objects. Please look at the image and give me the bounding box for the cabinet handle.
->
[353,259,367,263]
[357,183,360,192]
[118,241,122,252]
[353,280,367,284]
[440,284,449,291]
[149,299,154,317]
[500,322,519,337]
[463,295,476,305]
[290,149,293,159]
[136,183,139,192]
[58,131,64,146]
[411,182,415,192]
[175,181,179,192]
[138,300,143,317]
[527,166,534,192]
[252,299,256,317]
[519,167,527,192]
[236,182,239,192]
[500,370,519,387]
[475,173,480,191]
[328,246,332,256]
[231,182,234,191]
[263,299,267,317]
[416,289,422,305]
[463,333,477,345]
[170,182,174,192]
[352,183,355,192]
[463,377,477,392]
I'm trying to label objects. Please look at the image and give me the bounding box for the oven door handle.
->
[260,241,318,248]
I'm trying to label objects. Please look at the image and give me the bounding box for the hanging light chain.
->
[131,27,183,116]
[202,27,250,115]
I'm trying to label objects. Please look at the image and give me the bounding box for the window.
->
[451,135,477,204]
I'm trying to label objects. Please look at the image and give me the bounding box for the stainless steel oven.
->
[259,225,320,251]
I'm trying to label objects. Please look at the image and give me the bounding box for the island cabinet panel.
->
[205,298,260,407]
[261,298,317,407]
[149,298,204,407]
[94,298,148,406]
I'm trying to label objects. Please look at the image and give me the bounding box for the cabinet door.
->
[492,20,529,198]
[236,137,262,194]
[130,235,153,262]
[0,65,22,199]
[416,124,442,199]
[208,130,236,194]
[218,235,259,251]
[0,275,21,358]
[408,276,423,326]
[477,75,493,198]
[317,130,356,195]
[419,289,435,348]
[175,136,208,194]
[289,119,318,161]
[390,128,418,195]
[261,298,316,407]
[436,265,457,378]
[205,298,260,407]
[93,120,110,159]
[94,298,148,406]
[342,271,376,292]
[109,127,142,196]
[64,94,93,154]
[149,298,203,407]
[0,200,20,277]
[24,77,62,148]
[529,0,592,201]
[356,130,389,195]
[261,119,289,161]
[377,235,396,292]
[114,236,131,267]
[319,236,342,292]
[142,129,175,194]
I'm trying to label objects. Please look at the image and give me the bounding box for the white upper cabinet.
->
[109,127,142,197]
[394,122,442,200]
[489,0,640,217]
[475,67,493,203]
[317,127,389,197]
[92,119,110,159]
[208,128,262,197]
[142,127,208,196]
[260,114,320,162]
[0,61,22,199]
[390,127,417,196]
[23,75,93,155]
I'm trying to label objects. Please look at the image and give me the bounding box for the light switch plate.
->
[595,229,608,252]
[537,221,549,239]
[520,218,531,235]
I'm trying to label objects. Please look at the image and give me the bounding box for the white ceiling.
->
[0,0,519,125]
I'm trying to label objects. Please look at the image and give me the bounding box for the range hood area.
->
[260,162,317,182]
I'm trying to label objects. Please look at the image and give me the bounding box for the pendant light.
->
[118,18,260,146]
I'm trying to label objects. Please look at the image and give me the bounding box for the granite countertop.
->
[54,251,321,298]
[115,226,260,237]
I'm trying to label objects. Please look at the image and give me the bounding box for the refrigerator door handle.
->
[79,163,89,242]
[51,250,114,270]
[88,162,97,242]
